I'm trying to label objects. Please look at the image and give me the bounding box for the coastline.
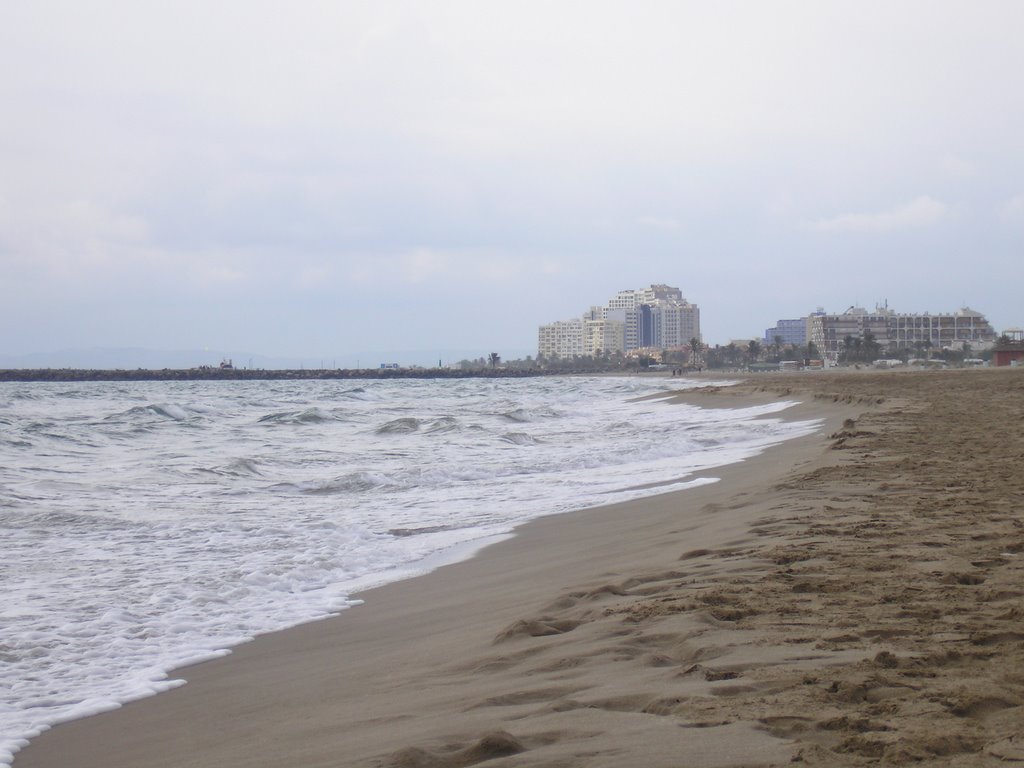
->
[0,368,554,382]
[14,369,1024,766]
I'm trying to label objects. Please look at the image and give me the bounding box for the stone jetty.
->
[0,367,556,383]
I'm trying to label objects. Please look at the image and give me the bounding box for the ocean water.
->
[0,376,820,763]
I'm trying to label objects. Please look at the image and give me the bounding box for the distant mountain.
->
[0,348,290,370]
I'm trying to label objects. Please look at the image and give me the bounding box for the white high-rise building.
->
[537,318,585,359]
[585,316,626,356]
[621,286,699,351]
[538,284,700,358]
[658,301,701,348]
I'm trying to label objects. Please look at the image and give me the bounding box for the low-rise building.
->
[808,305,997,363]
[993,328,1024,367]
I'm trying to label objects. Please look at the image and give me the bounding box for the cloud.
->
[636,216,679,231]
[804,196,950,234]
[3,3,1024,355]
[0,197,153,281]
[292,265,335,291]
[0,194,258,296]
[191,261,246,287]
[346,248,535,286]
[402,248,453,283]
[1000,194,1024,225]
[938,154,977,179]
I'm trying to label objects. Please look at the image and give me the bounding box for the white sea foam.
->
[0,376,820,765]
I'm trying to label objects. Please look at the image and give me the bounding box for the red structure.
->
[993,344,1024,367]
[992,329,1024,366]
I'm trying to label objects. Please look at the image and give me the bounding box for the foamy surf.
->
[0,376,821,765]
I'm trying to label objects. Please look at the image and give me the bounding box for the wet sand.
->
[14,368,1024,766]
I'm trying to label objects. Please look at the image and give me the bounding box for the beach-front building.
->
[538,284,700,359]
[763,318,809,347]
[538,308,628,359]
[808,307,892,362]
[537,318,586,359]
[992,328,1024,367]
[808,305,997,363]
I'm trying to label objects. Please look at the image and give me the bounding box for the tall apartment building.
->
[657,300,701,348]
[764,318,808,346]
[537,318,585,359]
[807,305,997,362]
[538,284,700,359]
[586,316,626,357]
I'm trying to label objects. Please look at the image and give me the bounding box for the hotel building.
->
[538,284,700,359]
[807,305,997,363]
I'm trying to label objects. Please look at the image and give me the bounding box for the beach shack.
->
[992,328,1024,366]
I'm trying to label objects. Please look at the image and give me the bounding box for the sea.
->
[0,376,821,763]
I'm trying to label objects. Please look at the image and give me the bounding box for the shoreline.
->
[14,369,1024,766]
[0,368,553,382]
[13,387,857,768]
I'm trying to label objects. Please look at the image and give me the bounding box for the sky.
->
[1,1,1022,366]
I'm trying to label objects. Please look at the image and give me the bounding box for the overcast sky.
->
[2,1,1022,365]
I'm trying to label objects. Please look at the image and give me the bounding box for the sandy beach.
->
[14,368,1024,767]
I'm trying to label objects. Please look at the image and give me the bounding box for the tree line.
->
[459,338,822,373]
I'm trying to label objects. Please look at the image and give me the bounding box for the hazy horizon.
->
[0,345,537,371]
[2,2,1022,359]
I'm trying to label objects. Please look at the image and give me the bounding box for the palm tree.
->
[863,331,881,362]
[488,352,501,368]
[747,339,762,365]
[851,337,864,362]
[689,337,703,367]
[840,335,865,364]
[840,335,853,363]
[724,342,739,367]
